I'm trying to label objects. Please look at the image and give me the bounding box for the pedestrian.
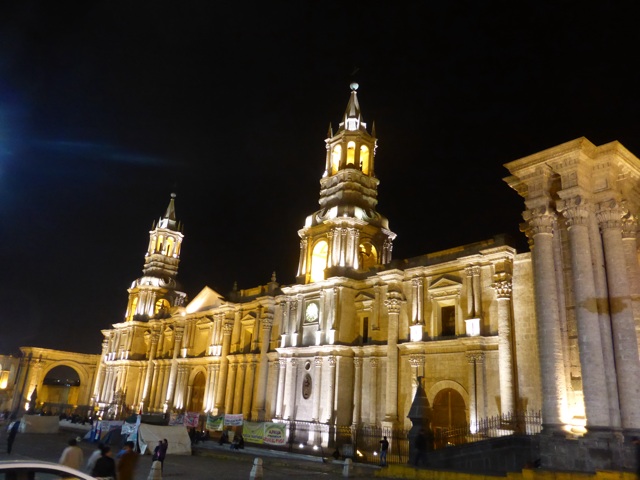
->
[117,440,139,480]
[379,435,389,466]
[413,428,428,467]
[92,445,117,479]
[59,437,84,471]
[85,442,104,473]
[6,416,20,454]
[152,440,166,472]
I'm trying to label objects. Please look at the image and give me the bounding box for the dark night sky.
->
[1,2,639,355]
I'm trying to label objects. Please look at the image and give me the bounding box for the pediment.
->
[185,286,225,313]
[354,291,375,308]
[429,275,462,291]
[241,312,257,324]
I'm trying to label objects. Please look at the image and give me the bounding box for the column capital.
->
[466,352,484,363]
[596,200,623,232]
[223,322,234,334]
[522,206,556,237]
[622,213,638,239]
[314,356,323,367]
[384,290,405,314]
[491,272,513,299]
[557,195,590,228]
[353,357,363,368]
[409,354,425,368]
[261,313,274,329]
[370,357,379,368]
[328,356,337,367]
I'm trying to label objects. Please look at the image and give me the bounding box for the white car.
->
[0,460,97,479]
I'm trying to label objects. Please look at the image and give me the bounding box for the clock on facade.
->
[305,302,319,323]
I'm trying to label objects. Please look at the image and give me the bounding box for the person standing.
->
[6,417,20,454]
[117,441,139,480]
[59,438,84,471]
[379,436,389,466]
[85,442,104,473]
[92,445,117,479]
[152,440,166,472]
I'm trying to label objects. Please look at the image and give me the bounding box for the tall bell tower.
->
[124,193,187,321]
[296,84,396,284]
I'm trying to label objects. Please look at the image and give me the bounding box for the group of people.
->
[59,438,139,480]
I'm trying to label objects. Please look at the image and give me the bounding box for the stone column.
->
[352,357,363,426]
[471,266,482,321]
[369,357,378,424]
[275,359,286,418]
[214,322,233,414]
[492,273,515,416]
[326,356,337,423]
[224,363,238,414]
[242,363,256,419]
[522,207,568,432]
[253,314,273,420]
[597,201,640,435]
[559,197,610,431]
[141,330,160,411]
[233,363,246,414]
[283,358,298,419]
[165,326,184,408]
[409,355,425,407]
[466,353,479,433]
[93,340,109,403]
[384,291,403,424]
[312,356,323,421]
[475,353,486,420]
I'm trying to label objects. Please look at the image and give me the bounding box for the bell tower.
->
[124,193,187,321]
[296,84,396,284]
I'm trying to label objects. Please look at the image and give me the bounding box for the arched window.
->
[128,297,138,321]
[165,237,175,256]
[346,141,356,166]
[156,235,164,253]
[310,240,328,283]
[358,242,378,270]
[331,145,341,174]
[360,145,370,174]
[155,298,170,316]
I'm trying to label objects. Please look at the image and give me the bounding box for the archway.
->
[431,388,467,447]
[40,366,81,415]
[188,372,206,413]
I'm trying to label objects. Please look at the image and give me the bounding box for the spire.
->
[339,82,365,132]
[158,193,178,230]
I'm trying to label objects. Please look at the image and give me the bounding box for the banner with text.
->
[242,422,264,444]
[223,413,244,426]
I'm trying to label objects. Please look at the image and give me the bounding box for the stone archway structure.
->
[13,347,100,414]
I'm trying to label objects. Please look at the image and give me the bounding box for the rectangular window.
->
[441,305,456,337]
[362,317,369,344]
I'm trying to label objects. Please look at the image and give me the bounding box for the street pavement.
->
[0,424,392,479]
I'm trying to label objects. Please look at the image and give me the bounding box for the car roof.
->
[0,460,95,479]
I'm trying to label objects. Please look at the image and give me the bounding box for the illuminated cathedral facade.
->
[9,85,640,471]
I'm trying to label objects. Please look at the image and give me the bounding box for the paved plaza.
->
[0,427,389,480]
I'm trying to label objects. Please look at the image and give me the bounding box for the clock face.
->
[305,302,319,323]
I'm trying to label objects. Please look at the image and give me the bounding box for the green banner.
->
[206,414,224,431]
[243,421,265,444]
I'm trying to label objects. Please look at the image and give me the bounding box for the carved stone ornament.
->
[302,373,312,400]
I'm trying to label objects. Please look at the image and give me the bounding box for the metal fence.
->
[271,411,542,465]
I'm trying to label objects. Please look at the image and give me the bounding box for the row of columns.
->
[524,196,640,437]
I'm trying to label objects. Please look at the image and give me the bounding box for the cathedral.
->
[8,85,640,471]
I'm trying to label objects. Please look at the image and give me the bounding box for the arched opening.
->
[331,145,342,174]
[360,145,370,174]
[165,237,175,256]
[358,242,377,270]
[432,388,467,447]
[346,141,356,166]
[155,298,171,317]
[310,240,328,283]
[40,366,81,416]
[128,297,138,321]
[156,235,164,253]
[188,372,206,413]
